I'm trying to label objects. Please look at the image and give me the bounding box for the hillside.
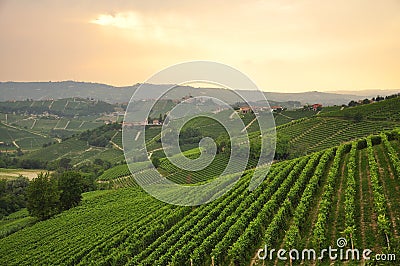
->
[20,123,125,165]
[90,97,400,184]
[0,98,116,117]
[1,130,399,265]
[274,97,400,156]
[0,121,51,151]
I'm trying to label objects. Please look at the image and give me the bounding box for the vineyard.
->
[0,98,115,117]
[1,129,399,265]
[319,96,400,121]
[0,122,50,150]
[277,117,397,156]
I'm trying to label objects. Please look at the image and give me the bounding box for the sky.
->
[0,0,399,92]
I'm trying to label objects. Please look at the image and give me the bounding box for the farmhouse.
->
[312,104,322,111]
[271,106,283,112]
[152,119,162,125]
[239,106,251,114]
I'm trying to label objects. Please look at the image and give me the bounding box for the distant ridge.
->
[1,81,395,106]
[326,89,400,97]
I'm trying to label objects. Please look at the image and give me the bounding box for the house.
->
[239,106,252,114]
[271,106,283,112]
[312,104,322,111]
[152,119,162,125]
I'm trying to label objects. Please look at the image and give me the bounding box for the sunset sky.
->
[1,0,399,92]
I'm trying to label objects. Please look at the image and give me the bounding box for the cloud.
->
[91,12,143,29]
[90,11,193,42]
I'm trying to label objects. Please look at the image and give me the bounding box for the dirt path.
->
[12,140,20,148]
[241,117,257,132]
[109,140,123,151]
[30,119,37,129]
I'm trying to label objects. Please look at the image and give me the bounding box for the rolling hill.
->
[1,95,399,265]
[1,129,399,265]
[3,81,395,106]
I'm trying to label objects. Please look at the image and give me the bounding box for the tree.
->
[57,171,84,211]
[94,158,104,166]
[26,172,60,220]
[362,98,370,105]
[348,100,358,107]
[275,133,291,159]
[216,135,230,154]
[59,158,72,170]
[151,157,161,168]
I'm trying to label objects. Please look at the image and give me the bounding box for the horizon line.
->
[1,80,399,94]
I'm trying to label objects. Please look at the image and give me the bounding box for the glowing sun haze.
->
[0,0,399,92]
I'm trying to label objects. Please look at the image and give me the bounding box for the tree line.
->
[0,171,86,221]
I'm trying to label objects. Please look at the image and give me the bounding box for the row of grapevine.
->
[225,153,325,265]
[0,188,167,265]
[210,158,308,265]
[312,144,346,248]
[344,142,357,248]
[284,148,335,250]
[127,173,254,265]
[187,162,296,265]
[366,136,391,248]
[137,162,292,265]
[380,132,400,177]
[262,151,323,254]
[69,205,178,265]
[163,164,291,265]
